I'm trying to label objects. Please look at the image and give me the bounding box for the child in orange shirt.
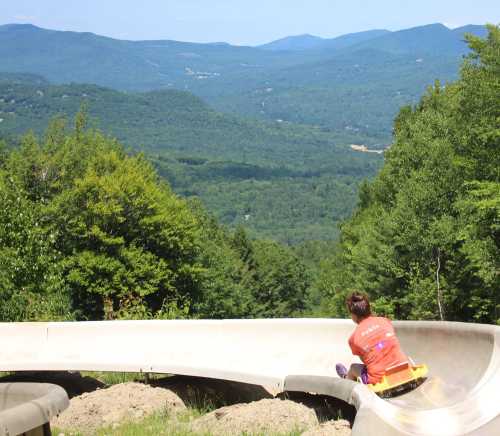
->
[336,292,408,384]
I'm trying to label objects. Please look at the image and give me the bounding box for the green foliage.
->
[250,240,310,317]
[152,155,379,244]
[0,113,318,321]
[190,207,252,319]
[49,150,201,320]
[0,170,70,321]
[2,114,204,320]
[0,78,381,243]
[316,26,500,324]
[191,208,312,319]
[456,181,500,323]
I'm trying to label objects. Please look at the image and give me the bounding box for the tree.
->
[316,25,500,324]
[456,181,500,323]
[188,199,252,319]
[0,171,71,321]
[250,240,309,318]
[6,113,203,320]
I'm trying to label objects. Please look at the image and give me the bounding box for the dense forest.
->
[0,75,381,242]
[0,25,497,323]
[0,76,377,160]
[0,115,312,321]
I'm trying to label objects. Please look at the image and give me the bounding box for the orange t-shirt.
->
[348,316,407,384]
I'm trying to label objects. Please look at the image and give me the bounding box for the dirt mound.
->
[52,382,186,434]
[45,375,353,435]
[190,398,319,435]
[302,420,352,436]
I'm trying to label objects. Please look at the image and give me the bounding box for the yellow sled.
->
[367,361,428,398]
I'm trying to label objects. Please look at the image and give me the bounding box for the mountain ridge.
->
[258,29,391,51]
[0,21,488,143]
[337,22,487,56]
[0,21,486,52]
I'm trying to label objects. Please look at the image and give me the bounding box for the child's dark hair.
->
[346,292,371,318]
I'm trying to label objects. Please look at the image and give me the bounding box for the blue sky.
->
[1,0,499,45]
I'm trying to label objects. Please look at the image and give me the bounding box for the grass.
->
[53,408,305,436]
[96,410,200,436]
[52,409,202,436]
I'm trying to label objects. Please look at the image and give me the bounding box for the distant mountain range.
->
[258,24,487,53]
[258,29,391,51]
[0,22,489,142]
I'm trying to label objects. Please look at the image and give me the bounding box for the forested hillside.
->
[0,75,381,242]
[314,25,499,324]
[0,75,376,165]
[210,49,463,141]
[0,117,311,321]
[0,23,486,143]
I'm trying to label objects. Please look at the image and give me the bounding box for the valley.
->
[0,22,487,242]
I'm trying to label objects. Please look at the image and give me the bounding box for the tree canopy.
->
[0,115,312,321]
[315,25,499,324]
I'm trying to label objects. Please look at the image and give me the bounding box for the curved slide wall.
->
[0,319,498,435]
[0,383,69,436]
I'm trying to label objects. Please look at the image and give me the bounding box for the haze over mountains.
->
[259,24,487,53]
[0,22,487,142]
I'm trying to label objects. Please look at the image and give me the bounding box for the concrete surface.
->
[0,383,69,436]
[0,319,498,435]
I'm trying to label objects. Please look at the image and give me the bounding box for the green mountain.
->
[0,74,377,165]
[258,29,390,51]
[0,23,487,142]
[209,23,488,140]
[0,75,381,243]
[347,23,489,56]
[209,50,463,141]
[0,23,320,92]
[0,72,48,85]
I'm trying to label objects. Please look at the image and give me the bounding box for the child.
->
[336,292,408,384]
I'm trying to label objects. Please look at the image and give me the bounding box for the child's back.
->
[349,316,408,384]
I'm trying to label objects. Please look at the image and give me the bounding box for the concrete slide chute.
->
[0,383,69,436]
[0,319,498,435]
